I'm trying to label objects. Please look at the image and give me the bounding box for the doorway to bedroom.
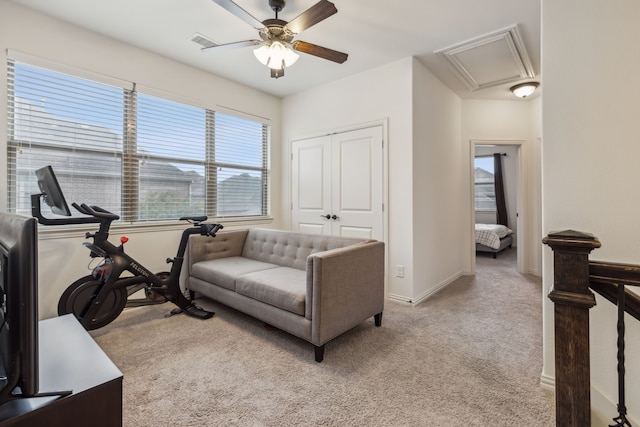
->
[472,142,523,272]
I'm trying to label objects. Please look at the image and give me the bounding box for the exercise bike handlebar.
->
[201,223,224,237]
[73,203,222,236]
[72,202,120,221]
[73,201,222,239]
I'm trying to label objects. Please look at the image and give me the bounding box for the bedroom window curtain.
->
[494,153,508,227]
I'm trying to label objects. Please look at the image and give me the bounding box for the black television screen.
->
[0,213,39,402]
[35,166,71,217]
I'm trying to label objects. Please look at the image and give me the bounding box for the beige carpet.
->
[92,249,555,426]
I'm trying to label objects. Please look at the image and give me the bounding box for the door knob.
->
[320,214,330,219]
[331,214,340,220]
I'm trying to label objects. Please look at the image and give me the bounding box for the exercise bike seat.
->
[179,215,208,223]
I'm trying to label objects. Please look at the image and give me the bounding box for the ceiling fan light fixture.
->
[253,44,271,66]
[510,82,539,98]
[253,42,299,70]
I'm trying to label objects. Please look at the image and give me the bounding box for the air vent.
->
[435,25,535,91]
[190,33,218,49]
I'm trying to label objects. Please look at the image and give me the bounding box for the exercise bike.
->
[31,166,221,330]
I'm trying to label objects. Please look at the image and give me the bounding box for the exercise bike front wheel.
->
[58,275,128,330]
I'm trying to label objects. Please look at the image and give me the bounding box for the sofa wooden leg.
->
[189,290,195,300]
[314,345,325,363]
[374,312,383,327]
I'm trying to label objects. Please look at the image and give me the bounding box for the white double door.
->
[291,126,384,240]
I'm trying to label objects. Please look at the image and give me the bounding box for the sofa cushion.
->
[242,228,368,270]
[188,230,248,267]
[191,256,278,291]
[236,267,306,316]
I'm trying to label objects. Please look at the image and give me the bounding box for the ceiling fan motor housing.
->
[260,19,294,43]
[269,0,285,13]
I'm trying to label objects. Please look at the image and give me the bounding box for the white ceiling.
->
[10,0,541,99]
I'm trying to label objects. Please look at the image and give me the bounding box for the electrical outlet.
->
[396,265,404,278]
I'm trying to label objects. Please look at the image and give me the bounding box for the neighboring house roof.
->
[14,96,197,184]
[474,167,494,183]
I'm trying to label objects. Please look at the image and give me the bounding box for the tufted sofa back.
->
[242,228,370,270]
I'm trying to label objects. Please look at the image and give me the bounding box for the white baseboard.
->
[387,271,464,305]
[412,271,464,305]
[537,374,640,425]
[527,267,541,277]
[539,373,555,390]
[386,293,413,304]
[591,385,639,426]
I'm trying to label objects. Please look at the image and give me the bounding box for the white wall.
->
[282,58,415,301]
[542,1,640,423]
[0,2,282,319]
[411,59,463,302]
[528,96,542,277]
[282,57,464,303]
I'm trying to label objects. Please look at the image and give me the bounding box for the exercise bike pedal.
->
[167,304,215,320]
[185,304,215,319]
[145,287,168,302]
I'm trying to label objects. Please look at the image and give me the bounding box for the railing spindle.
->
[610,283,631,427]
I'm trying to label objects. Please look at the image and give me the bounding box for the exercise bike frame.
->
[79,203,222,327]
[33,193,222,330]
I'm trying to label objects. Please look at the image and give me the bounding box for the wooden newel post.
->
[542,230,601,427]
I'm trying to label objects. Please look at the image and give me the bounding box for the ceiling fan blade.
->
[211,0,264,29]
[284,0,338,34]
[201,40,263,53]
[292,40,348,64]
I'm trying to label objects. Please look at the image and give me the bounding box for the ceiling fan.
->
[204,0,348,78]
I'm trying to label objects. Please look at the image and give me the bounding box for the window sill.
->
[37,216,274,240]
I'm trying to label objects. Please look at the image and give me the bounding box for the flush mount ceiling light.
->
[510,82,539,98]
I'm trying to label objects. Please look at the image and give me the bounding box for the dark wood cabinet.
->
[0,315,123,427]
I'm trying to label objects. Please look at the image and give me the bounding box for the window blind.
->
[7,59,270,222]
[211,112,269,217]
[133,93,207,221]
[474,156,496,211]
[8,60,124,219]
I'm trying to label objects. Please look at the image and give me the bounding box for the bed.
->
[475,223,513,258]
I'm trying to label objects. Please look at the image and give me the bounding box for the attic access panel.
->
[436,25,535,91]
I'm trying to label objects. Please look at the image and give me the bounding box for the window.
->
[474,156,495,211]
[134,93,207,221]
[7,60,269,222]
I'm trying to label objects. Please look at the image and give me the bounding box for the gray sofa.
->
[186,228,385,362]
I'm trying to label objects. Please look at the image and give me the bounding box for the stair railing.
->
[543,230,640,427]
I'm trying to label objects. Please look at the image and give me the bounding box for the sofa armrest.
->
[308,241,385,345]
[187,230,248,275]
